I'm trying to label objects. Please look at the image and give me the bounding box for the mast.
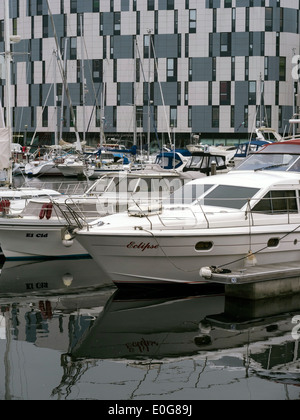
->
[147,30,151,161]
[80,14,86,144]
[4,0,12,185]
[46,0,82,152]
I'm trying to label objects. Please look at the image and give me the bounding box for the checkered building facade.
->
[1,0,300,145]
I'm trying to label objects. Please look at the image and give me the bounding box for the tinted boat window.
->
[252,190,298,213]
[203,185,259,209]
[166,184,259,208]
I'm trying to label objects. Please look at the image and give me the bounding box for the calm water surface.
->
[0,256,300,401]
[0,176,299,401]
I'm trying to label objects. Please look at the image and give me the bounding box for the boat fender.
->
[45,203,53,219]
[39,203,53,220]
[0,199,10,214]
[200,267,212,279]
[200,266,231,279]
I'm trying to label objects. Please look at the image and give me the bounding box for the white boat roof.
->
[188,170,300,189]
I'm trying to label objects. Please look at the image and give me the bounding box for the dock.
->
[200,263,300,300]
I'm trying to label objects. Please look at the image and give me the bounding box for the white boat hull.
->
[0,221,88,259]
[25,161,62,176]
[76,226,300,287]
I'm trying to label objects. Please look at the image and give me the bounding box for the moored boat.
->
[75,169,300,288]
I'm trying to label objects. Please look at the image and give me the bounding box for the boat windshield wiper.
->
[254,163,288,171]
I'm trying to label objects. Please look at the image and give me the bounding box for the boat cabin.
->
[234,140,300,173]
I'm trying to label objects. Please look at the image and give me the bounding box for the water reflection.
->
[0,257,113,297]
[0,261,300,399]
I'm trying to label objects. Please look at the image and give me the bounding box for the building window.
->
[136,11,140,35]
[244,106,248,128]
[77,13,83,36]
[170,106,177,128]
[37,0,43,15]
[103,36,107,59]
[185,82,189,106]
[231,57,235,81]
[261,32,265,56]
[249,32,253,56]
[70,37,77,60]
[212,106,219,128]
[155,10,159,34]
[265,105,271,127]
[264,57,268,80]
[93,60,102,83]
[110,36,114,59]
[220,81,231,105]
[279,57,286,81]
[189,10,196,33]
[167,0,175,9]
[265,7,273,31]
[70,0,77,14]
[113,106,117,127]
[114,12,121,35]
[245,7,249,32]
[113,59,117,82]
[224,0,232,7]
[245,56,249,80]
[185,34,189,58]
[174,10,178,34]
[144,35,150,58]
[248,81,256,105]
[99,13,103,35]
[213,9,217,32]
[42,107,48,127]
[208,82,212,105]
[43,15,48,38]
[275,81,279,106]
[188,106,192,127]
[276,32,280,56]
[220,33,231,56]
[177,82,181,105]
[147,0,155,11]
[93,0,100,13]
[230,106,235,128]
[278,105,282,128]
[188,58,192,81]
[136,106,143,128]
[167,58,177,81]
[232,8,236,32]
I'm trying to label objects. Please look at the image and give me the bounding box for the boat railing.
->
[20,180,93,195]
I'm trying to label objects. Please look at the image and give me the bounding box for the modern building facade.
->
[0,0,300,148]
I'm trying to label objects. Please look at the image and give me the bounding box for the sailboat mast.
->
[4,0,12,185]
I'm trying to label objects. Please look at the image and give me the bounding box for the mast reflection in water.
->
[0,257,300,400]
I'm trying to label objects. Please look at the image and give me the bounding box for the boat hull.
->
[0,221,89,259]
[76,227,300,287]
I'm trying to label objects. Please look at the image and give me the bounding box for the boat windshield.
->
[235,153,300,172]
[165,184,260,209]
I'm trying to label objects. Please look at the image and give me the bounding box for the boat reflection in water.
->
[69,289,300,372]
[0,257,113,297]
[1,267,300,399]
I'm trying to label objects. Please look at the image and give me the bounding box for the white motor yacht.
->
[75,168,300,287]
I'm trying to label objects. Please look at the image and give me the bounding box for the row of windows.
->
[7,101,282,132]
[26,0,300,15]
[3,6,300,40]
